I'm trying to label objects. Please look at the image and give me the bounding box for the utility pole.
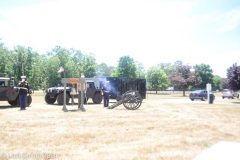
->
[22,62,24,76]
[12,61,26,76]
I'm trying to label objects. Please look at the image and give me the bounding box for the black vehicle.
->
[189,90,208,101]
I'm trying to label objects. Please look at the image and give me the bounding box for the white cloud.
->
[199,7,240,33]
[216,7,240,33]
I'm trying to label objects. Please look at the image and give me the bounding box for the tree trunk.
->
[183,89,186,96]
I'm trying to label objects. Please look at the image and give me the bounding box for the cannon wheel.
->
[122,91,142,110]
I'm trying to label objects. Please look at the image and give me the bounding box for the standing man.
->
[18,76,29,110]
[101,81,111,107]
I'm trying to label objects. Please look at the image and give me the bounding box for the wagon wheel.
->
[122,91,142,110]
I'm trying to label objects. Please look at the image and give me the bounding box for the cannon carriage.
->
[108,90,143,110]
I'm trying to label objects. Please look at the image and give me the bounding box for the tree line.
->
[0,41,235,93]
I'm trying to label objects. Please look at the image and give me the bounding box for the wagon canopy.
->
[106,77,146,99]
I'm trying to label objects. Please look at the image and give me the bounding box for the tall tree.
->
[146,66,169,93]
[157,62,175,75]
[220,78,228,90]
[135,61,145,78]
[69,48,84,78]
[212,75,221,90]
[27,53,46,90]
[0,44,47,89]
[47,46,71,78]
[174,60,183,66]
[227,63,240,91]
[0,41,12,77]
[71,49,84,65]
[114,56,137,78]
[64,60,79,78]
[44,57,61,87]
[12,45,28,79]
[108,66,115,77]
[96,62,115,76]
[195,64,213,89]
[168,65,202,96]
[80,53,97,78]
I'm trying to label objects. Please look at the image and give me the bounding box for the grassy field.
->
[0,92,240,160]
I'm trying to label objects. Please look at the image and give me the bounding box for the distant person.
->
[101,82,111,107]
[18,76,29,110]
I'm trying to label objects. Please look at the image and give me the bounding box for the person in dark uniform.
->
[18,76,29,110]
[101,82,111,107]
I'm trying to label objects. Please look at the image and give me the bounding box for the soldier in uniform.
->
[101,81,111,107]
[18,76,29,110]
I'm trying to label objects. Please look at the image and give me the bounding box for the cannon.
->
[108,90,143,110]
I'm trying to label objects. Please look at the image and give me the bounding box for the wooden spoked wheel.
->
[122,91,142,110]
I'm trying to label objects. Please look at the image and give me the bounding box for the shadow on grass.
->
[147,93,171,95]
[232,102,240,104]
[0,105,26,109]
[63,109,81,112]
[171,95,188,97]
[147,93,187,96]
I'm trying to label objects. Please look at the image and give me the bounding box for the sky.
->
[0,0,240,78]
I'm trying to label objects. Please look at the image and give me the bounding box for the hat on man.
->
[21,76,26,82]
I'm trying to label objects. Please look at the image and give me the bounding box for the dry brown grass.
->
[0,92,240,160]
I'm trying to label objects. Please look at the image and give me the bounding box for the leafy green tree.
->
[0,41,12,77]
[96,62,115,76]
[9,46,41,85]
[12,45,29,80]
[26,53,45,89]
[146,66,169,93]
[108,66,116,77]
[168,65,202,96]
[68,49,84,78]
[47,46,72,78]
[135,61,145,78]
[212,75,221,90]
[114,56,137,78]
[157,62,175,75]
[80,53,97,78]
[0,43,47,89]
[46,46,94,79]
[71,49,84,64]
[45,57,61,87]
[174,60,183,66]
[64,60,79,78]
[47,46,69,63]
[195,64,213,89]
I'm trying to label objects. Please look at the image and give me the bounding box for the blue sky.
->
[0,0,240,78]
